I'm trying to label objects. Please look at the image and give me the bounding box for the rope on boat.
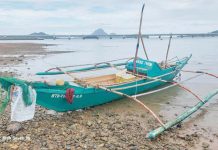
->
[126,71,203,102]
[111,70,178,90]
[181,70,218,78]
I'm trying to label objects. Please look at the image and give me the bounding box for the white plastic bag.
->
[10,86,36,122]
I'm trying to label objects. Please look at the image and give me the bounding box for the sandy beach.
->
[0,42,217,150]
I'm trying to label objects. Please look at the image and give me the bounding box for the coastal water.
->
[2,37,218,136]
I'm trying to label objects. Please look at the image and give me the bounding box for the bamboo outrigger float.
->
[147,89,218,139]
[0,3,218,139]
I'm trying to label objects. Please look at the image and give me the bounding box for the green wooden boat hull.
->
[33,55,191,112]
[36,79,168,112]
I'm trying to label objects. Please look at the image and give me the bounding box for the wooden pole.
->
[98,86,165,127]
[134,4,145,73]
[140,36,149,60]
[165,34,172,68]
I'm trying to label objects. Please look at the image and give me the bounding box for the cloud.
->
[0,0,217,34]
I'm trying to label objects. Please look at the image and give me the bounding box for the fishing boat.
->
[32,55,191,112]
[0,55,190,112]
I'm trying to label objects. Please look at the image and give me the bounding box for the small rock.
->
[176,123,182,128]
[159,114,163,118]
[10,144,19,150]
[98,143,104,147]
[6,122,22,134]
[26,136,31,141]
[76,109,83,112]
[129,146,138,150]
[69,124,77,130]
[192,132,198,137]
[46,110,57,115]
[66,144,71,150]
[57,112,64,116]
[87,121,92,127]
[97,119,102,124]
[100,137,108,141]
[177,134,185,139]
[141,114,146,118]
[1,136,12,142]
[202,142,209,149]
[129,143,136,147]
[185,135,193,141]
[213,133,218,138]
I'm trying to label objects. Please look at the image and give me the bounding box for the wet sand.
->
[0,42,217,149]
[0,43,74,66]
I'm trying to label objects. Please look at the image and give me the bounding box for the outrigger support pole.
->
[165,34,172,68]
[140,36,149,60]
[98,86,165,127]
[147,89,218,140]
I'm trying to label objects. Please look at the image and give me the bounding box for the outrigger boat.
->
[0,4,217,139]
[33,55,191,112]
[0,55,191,112]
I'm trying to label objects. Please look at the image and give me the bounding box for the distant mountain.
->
[211,30,218,34]
[30,32,49,36]
[110,33,117,35]
[91,28,108,36]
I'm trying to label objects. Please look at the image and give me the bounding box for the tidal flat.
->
[0,39,218,149]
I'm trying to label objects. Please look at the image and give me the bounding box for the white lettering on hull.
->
[136,60,152,67]
[51,94,83,99]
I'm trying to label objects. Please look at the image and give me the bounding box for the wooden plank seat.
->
[76,73,139,87]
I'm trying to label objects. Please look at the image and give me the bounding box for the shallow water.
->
[2,37,218,133]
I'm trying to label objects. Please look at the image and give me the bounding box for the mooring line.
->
[181,70,218,78]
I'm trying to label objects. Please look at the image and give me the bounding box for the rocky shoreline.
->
[0,42,217,150]
[0,105,204,150]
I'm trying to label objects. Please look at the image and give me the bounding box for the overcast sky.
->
[0,0,218,35]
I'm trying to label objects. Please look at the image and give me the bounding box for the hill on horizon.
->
[29,32,49,36]
[91,28,108,36]
[211,30,218,34]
